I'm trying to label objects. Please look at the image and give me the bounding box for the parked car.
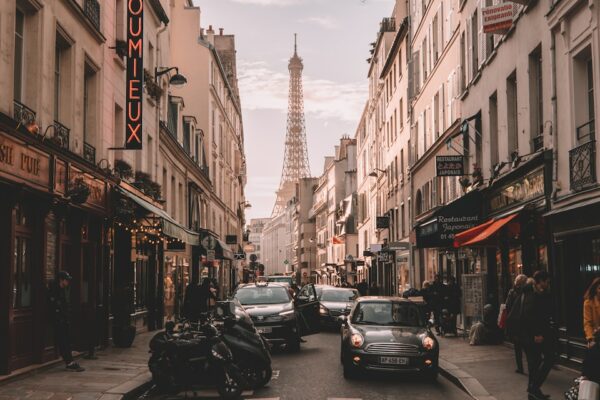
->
[339,297,439,380]
[317,287,359,328]
[266,275,295,286]
[232,282,320,351]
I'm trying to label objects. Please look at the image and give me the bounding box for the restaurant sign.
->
[0,132,50,189]
[488,167,545,213]
[125,0,143,149]
[436,155,465,177]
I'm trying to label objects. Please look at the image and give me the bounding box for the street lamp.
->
[368,168,387,178]
[155,66,188,86]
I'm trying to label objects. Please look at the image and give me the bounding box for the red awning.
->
[453,213,519,247]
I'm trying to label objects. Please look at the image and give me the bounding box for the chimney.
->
[206,25,214,45]
[200,28,205,37]
[219,28,224,35]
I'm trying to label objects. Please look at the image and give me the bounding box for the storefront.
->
[545,197,600,364]
[198,229,234,299]
[454,151,553,310]
[0,117,110,374]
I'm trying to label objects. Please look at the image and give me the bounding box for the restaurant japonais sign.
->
[436,155,465,177]
[126,0,143,149]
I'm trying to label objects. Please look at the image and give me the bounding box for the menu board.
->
[462,273,486,319]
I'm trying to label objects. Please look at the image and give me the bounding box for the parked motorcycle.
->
[215,301,273,389]
[148,317,245,399]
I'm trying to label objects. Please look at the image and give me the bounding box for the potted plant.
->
[112,286,136,347]
[114,159,134,180]
[133,171,162,201]
[68,177,91,204]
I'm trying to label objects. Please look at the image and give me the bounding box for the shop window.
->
[13,206,33,309]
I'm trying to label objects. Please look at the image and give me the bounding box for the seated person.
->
[469,304,503,345]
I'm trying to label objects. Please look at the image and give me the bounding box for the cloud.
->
[299,16,340,30]
[238,59,367,123]
[230,0,301,6]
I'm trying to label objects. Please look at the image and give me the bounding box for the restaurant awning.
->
[453,213,519,247]
[116,186,200,245]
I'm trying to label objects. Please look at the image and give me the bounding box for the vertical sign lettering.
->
[126,0,143,149]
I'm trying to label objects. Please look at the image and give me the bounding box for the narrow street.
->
[141,331,470,400]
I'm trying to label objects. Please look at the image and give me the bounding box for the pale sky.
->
[193,0,395,221]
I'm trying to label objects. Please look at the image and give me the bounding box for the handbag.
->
[578,379,600,400]
[498,304,508,329]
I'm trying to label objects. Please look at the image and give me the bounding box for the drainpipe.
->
[550,33,558,187]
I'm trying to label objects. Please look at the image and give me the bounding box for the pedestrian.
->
[369,281,380,296]
[357,279,368,296]
[47,271,85,372]
[505,273,528,374]
[445,276,461,335]
[430,274,445,334]
[520,270,557,400]
[582,277,600,383]
[469,304,502,345]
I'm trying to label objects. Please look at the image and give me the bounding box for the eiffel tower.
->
[272,34,311,216]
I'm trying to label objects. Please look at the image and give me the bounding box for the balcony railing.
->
[532,135,544,152]
[83,142,96,164]
[569,138,596,191]
[380,17,395,33]
[84,0,100,31]
[53,120,70,150]
[13,100,36,126]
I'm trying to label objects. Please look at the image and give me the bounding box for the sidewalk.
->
[438,335,579,400]
[0,332,154,400]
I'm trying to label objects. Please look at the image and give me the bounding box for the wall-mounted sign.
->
[0,132,50,190]
[225,234,238,245]
[69,166,107,210]
[436,155,465,176]
[488,167,545,213]
[125,0,143,149]
[376,216,390,229]
[482,3,514,34]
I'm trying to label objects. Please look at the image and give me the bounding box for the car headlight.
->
[211,349,225,360]
[350,332,364,348]
[422,336,436,350]
[319,305,329,316]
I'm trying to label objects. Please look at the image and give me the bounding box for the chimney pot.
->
[208,25,214,32]
[219,28,224,35]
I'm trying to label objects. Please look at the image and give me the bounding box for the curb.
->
[102,372,154,400]
[0,351,84,386]
[439,358,497,400]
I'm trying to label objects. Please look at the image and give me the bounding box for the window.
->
[507,71,518,154]
[168,98,178,137]
[14,8,25,102]
[432,14,439,65]
[54,31,71,123]
[574,48,595,143]
[471,11,479,76]
[13,206,32,309]
[114,103,124,149]
[54,42,61,120]
[459,32,466,91]
[400,149,404,183]
[434,92,440,139]
[183,121,191,154]
[115,0,125,41]
[529,46,543,148]
[195,133,200,164]
[84,62,98,145]
[489,92,499,166]
[422,38,428,81]
[399,99,404,128]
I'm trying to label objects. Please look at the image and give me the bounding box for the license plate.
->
[380,356,409,365]
[257,327,272,334]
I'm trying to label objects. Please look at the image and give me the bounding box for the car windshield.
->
[351,302,423,327]
[320,289,358,302]
[234,286,291,305]
[267,277,292,284]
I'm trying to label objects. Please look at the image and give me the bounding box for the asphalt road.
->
[141,331,471,400]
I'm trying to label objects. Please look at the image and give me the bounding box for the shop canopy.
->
[116,186,200,246]
[453,213,519,247]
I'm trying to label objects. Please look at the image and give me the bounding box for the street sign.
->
[249,254,258,262]
[207,250,215,262]
[225,235,238,244]
[283,259,289,265]
[234,253,246,260]
[376,216,390,229]
[202,235,217,250]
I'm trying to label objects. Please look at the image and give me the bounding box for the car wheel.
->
[343,360,358,380]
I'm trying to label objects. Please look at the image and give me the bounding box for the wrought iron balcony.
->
[532,135,544,152]
[569,139,596,192]
[84,0,100,30]
[380,17,395,33]
[83,142,96,164]
[13,100,36,126]
[53,121,70,150]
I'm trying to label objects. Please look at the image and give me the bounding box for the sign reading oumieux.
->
[126,0,143,150]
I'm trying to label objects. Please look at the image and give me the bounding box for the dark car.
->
[232,282,320,351]
[340,297,439,380]
[318,287,359,328]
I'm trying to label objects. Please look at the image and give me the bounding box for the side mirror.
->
[337,315,347,324]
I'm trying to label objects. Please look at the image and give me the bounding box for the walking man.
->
[521,271,556,400]
[48,271,85,372]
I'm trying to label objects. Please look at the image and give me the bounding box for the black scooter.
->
[148,318,245,399]
[216,301,273,389]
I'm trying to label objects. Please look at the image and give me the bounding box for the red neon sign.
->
[125,0,143,149]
